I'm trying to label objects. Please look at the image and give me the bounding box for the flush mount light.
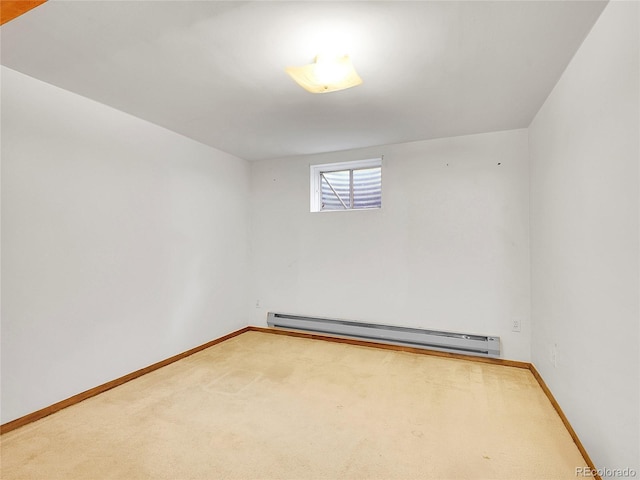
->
[285,54,363,94]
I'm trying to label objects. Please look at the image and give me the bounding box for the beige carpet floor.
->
[1,331,587,479]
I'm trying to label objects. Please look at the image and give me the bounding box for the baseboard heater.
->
[267,312,500,358]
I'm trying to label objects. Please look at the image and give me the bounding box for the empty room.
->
[1,1,638,479]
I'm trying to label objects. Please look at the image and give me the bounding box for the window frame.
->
[310,158,382,212]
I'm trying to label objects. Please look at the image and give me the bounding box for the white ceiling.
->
[1,1,607,161]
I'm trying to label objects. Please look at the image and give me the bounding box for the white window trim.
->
[310,158,382,212]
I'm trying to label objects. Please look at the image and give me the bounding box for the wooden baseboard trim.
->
[247,326,531,369]
[0,326,250,434]
[0,1,47,26]
[528,364,602,480]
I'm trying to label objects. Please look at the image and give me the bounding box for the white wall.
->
[251,129,531,361]
[529,1,639,475]
[1,67,250,423]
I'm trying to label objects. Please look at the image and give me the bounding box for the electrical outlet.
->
[551,343,558,368]
[255,299,261,309]
[511,318,521,332]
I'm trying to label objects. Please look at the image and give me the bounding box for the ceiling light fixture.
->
[285,54,363,94]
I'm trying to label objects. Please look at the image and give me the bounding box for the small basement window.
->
[310,158,382,212]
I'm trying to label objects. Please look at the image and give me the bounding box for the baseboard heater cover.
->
[267,312,500,358]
